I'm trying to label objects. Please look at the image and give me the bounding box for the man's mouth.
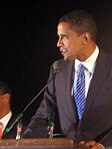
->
[61,49,68,55]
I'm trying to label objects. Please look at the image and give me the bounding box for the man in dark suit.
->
[0,81,23,139]
[23,10,112,148]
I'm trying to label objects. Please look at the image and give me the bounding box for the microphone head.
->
[53,59,63,74]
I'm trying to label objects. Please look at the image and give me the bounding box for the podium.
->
[0,138,77,149]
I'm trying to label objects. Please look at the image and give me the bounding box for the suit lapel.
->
[60,60,79,123]
[82,50,110,118]
[63,61,74,97]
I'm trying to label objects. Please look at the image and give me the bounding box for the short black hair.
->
[0,81,12,95]
[59,10,97,41]
[0,81,12,106]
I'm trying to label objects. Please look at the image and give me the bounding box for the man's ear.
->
[82,32,91,45]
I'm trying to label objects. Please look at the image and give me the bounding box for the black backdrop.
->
[0,0,112,124]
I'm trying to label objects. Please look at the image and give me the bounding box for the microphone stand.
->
[4,63,59,137]
[4,84,48,136]
[47,75,55,138]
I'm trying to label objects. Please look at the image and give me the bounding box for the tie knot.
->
[0,122,3,129]
[0,122,3,139]
[77,64,85,74]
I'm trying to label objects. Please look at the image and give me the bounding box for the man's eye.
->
[60,36,64,39]
[60,35,68,39]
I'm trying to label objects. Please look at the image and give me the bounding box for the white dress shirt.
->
[0,111,12,132]
[74,45,99,98]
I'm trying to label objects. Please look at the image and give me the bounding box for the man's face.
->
[0,95,5,112]
[57,22,84,61]
[0,93,10,114]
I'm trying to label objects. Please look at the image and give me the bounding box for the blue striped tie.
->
[74,64,86,120]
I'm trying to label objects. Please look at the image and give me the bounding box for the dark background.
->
[0,0,112,124]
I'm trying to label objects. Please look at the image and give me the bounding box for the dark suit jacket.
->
[2,114,26,139]
[23,50,112,147]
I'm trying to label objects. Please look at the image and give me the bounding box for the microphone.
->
[3,59,63,137]
[47,59,63,138]
[52,59,63,74]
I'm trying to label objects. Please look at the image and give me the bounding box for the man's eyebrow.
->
[58,34,68,37]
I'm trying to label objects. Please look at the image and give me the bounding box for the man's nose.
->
[57,39,62,47]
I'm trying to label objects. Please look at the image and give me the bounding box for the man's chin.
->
[63,56,69,61]
[63,56,75,61]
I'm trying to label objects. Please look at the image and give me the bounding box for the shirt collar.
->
[75,45,99,75]
[0,111,12,131]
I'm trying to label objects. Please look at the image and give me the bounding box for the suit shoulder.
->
[53,59,65,66]
[52,59,71,68]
